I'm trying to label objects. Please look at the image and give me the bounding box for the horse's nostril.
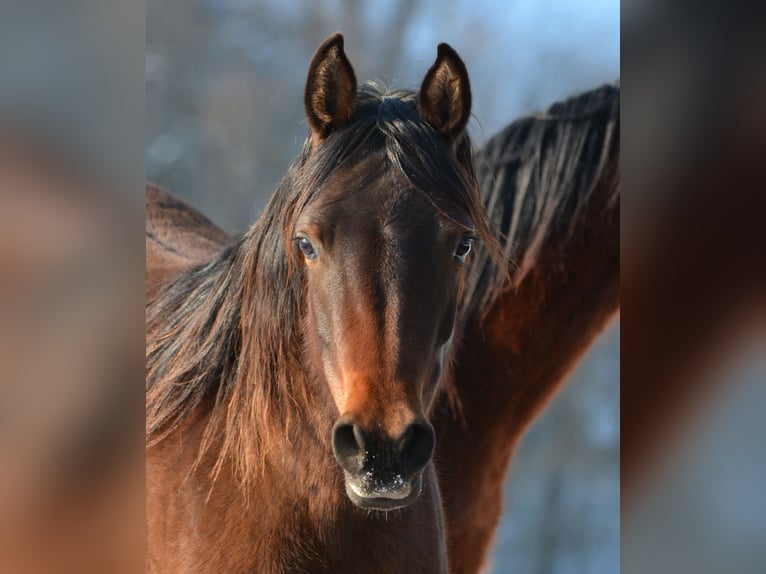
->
[397,424,414,451]
[399,420,435,473]
[332,421,364,472]
[333,417,434,477]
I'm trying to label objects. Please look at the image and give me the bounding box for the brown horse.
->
[145,183,232,300]
[147,82,620,571]
[434,83,620,573]
[146,34,499,573]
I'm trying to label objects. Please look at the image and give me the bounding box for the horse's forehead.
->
[305,148,472,235]
[323,150,396,193]
[312,159,429,226]
[319,189,442,248]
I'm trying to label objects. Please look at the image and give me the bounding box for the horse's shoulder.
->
[146,183,233,298]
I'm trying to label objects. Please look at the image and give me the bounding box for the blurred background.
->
[147,1,620,572]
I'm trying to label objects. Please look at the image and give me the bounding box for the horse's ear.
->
[418,43,472,142]
[304,33,357,143]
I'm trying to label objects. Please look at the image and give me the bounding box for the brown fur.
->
[146,36,494,573]
[145,183,232,299]
[147,401,448,573]
[146,83,619,573]
[147,47,619,573]
[435,84,620,573]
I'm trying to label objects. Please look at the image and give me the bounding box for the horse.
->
[146,33,501,573]
[145,183,233,300]
[433,83,620,573]
[146,81,620,572]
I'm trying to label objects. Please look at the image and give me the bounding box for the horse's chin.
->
[344,472,423,511]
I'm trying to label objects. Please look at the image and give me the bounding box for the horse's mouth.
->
[344,472,423,510]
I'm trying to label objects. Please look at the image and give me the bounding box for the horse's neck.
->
[481,173,616,432]
[483,182,619,431]
[148,408,448,573]
[146,405,341,571]
[435,172,619,573]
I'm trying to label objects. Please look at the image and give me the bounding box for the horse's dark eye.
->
[454,237,474,263]
[297,237,317,261]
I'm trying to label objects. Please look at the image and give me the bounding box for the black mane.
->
[463,83,620,318]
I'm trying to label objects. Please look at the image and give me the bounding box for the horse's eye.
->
[297,237,318,261]
[454,236,474,263]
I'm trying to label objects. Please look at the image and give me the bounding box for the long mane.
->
[145,83,497,485]
[463,83,620,318]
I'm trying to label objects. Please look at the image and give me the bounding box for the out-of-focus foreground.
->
[0,2,145,573]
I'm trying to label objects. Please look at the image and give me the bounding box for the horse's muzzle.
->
[331,416,435,510]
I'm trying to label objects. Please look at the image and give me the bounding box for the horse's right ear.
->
[304,33,357,144]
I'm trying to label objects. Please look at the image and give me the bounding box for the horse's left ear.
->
[419,43,472,143]
[305,33,357,143]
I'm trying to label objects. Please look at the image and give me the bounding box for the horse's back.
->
[145,184,232,297]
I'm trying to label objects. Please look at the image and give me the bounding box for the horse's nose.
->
[331,416,435,475]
